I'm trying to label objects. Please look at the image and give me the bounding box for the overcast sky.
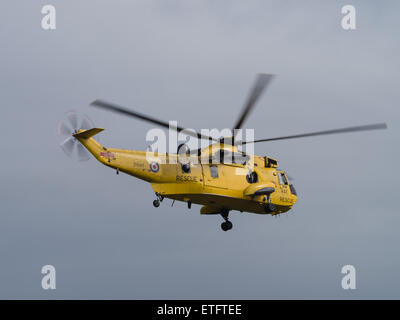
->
[0,0,398,299]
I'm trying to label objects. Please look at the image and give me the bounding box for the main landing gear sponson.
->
[220,210,233,232]
[153,193,164,208]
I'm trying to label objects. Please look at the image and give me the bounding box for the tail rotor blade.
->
[58,112,97,161]
[60,137,76,156]
[76,142,90,161]
[80,115,94,130]
[67,112,79,131]
[58,121,72,138]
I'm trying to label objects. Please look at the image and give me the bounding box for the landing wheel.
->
[221,221,233,231]
[153,200,160,208]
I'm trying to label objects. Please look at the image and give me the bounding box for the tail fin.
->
[73,128,104,139]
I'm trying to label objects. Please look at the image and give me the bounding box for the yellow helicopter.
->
[59,74,387,231]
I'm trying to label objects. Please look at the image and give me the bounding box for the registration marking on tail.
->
[100,151,115,159]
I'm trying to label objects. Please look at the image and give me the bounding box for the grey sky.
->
[0,0,398,298]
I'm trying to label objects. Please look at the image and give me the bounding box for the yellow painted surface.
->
[74,129,297,215]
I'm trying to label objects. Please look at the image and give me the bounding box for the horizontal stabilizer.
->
[73,128,104,139]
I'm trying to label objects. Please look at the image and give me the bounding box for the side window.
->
[210,166,218,178]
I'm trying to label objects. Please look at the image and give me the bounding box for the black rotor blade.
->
[233,74,275,131]
[90,99,217,141]
[241,123,387,144]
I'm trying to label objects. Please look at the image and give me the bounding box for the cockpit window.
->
[278,172,288,185]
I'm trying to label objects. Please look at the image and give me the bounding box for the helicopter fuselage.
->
[75,130,297,216]
[66,74,386,232]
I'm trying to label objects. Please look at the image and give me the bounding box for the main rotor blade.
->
[233,74,275,131]
[90,99,217,141]
[241,123,387,144]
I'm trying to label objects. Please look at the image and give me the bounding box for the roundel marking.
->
[150,162,160,173]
